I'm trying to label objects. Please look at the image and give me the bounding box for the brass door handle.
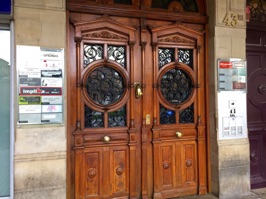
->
[102,135,111,143]
[176,132,183,138]
[134,82,143,98]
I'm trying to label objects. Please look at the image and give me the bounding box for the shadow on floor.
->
[174,188,266,199]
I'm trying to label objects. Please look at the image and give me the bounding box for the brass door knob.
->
[176,132,183,138]
[134,82,143,98]
[102,135,111,143]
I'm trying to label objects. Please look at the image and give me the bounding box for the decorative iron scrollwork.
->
[84,105,104,128]
[84,44,103,67]
[108,106,127,127]
[108,45,126,68]
[159,68,193,105]
[179,104,194,123]
[158,48,175,69]
[247,0,266,22]
[160,104,176,124]
[151,0,199,12]
[178,49,193,68]
[86,66,126,106]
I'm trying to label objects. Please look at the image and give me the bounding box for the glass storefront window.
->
[0,29,10,197]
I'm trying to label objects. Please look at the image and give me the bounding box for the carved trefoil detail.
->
[82,31,128,41]
[158,35,195,44]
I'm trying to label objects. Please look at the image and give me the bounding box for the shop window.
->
[0,29,10,198]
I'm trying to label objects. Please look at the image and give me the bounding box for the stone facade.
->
[14,0,66,198]
[10,0,252,198]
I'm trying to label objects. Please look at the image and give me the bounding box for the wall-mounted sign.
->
[222,116,243,137]
[17,45,64,124]
[218,58,247,92]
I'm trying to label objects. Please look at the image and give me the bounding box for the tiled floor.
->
[175,188,266,199]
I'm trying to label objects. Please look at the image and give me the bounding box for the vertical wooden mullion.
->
[74,36,84,198]
[129,42,135,127]
[129,40,138,198]
[75,37,82,130]
[104,43,108,129]
[151,33,163,198]
[175,47,179,124]
[196,36,207,195]
[104,112,108,128]
[152,42,158,125]
[140,19,148,198]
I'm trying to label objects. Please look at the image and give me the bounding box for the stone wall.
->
[14,0,66,198]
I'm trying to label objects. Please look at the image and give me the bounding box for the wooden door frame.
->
[66,2,210,199]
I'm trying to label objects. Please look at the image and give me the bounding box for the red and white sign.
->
[219,61,233,68]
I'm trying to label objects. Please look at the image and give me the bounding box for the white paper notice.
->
[19,105,42,114]
[42,105,62,113]
[41,96,62,104]
[17,46,41,77]
[41,78,62,87]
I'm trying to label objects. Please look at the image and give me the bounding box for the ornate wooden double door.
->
[68,13,207,199]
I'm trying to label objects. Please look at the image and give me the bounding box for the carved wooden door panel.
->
[247,27,266,189]
[149,24,207,198]
[71,16,140,199]
[68,14,207,199]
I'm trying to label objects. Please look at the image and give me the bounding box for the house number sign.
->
[223,11,238,26]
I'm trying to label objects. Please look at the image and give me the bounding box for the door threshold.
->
[172,194,218,199]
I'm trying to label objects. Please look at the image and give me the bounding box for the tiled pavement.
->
[175,188,266,199]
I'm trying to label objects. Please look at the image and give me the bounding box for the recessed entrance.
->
[67,1,208,198]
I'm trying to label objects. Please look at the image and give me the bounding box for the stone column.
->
[207,0,251,198]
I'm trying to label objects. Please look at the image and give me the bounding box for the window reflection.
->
[0,29,10,197]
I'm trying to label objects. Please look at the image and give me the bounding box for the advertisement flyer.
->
[41,96,62,104]
[17,46,64,124]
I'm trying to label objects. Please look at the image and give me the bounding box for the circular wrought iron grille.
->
[86,66,126,106]
[160,68,193,105]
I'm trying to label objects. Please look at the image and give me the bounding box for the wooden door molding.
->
[73,15,136,43]
[66,1,208,24]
